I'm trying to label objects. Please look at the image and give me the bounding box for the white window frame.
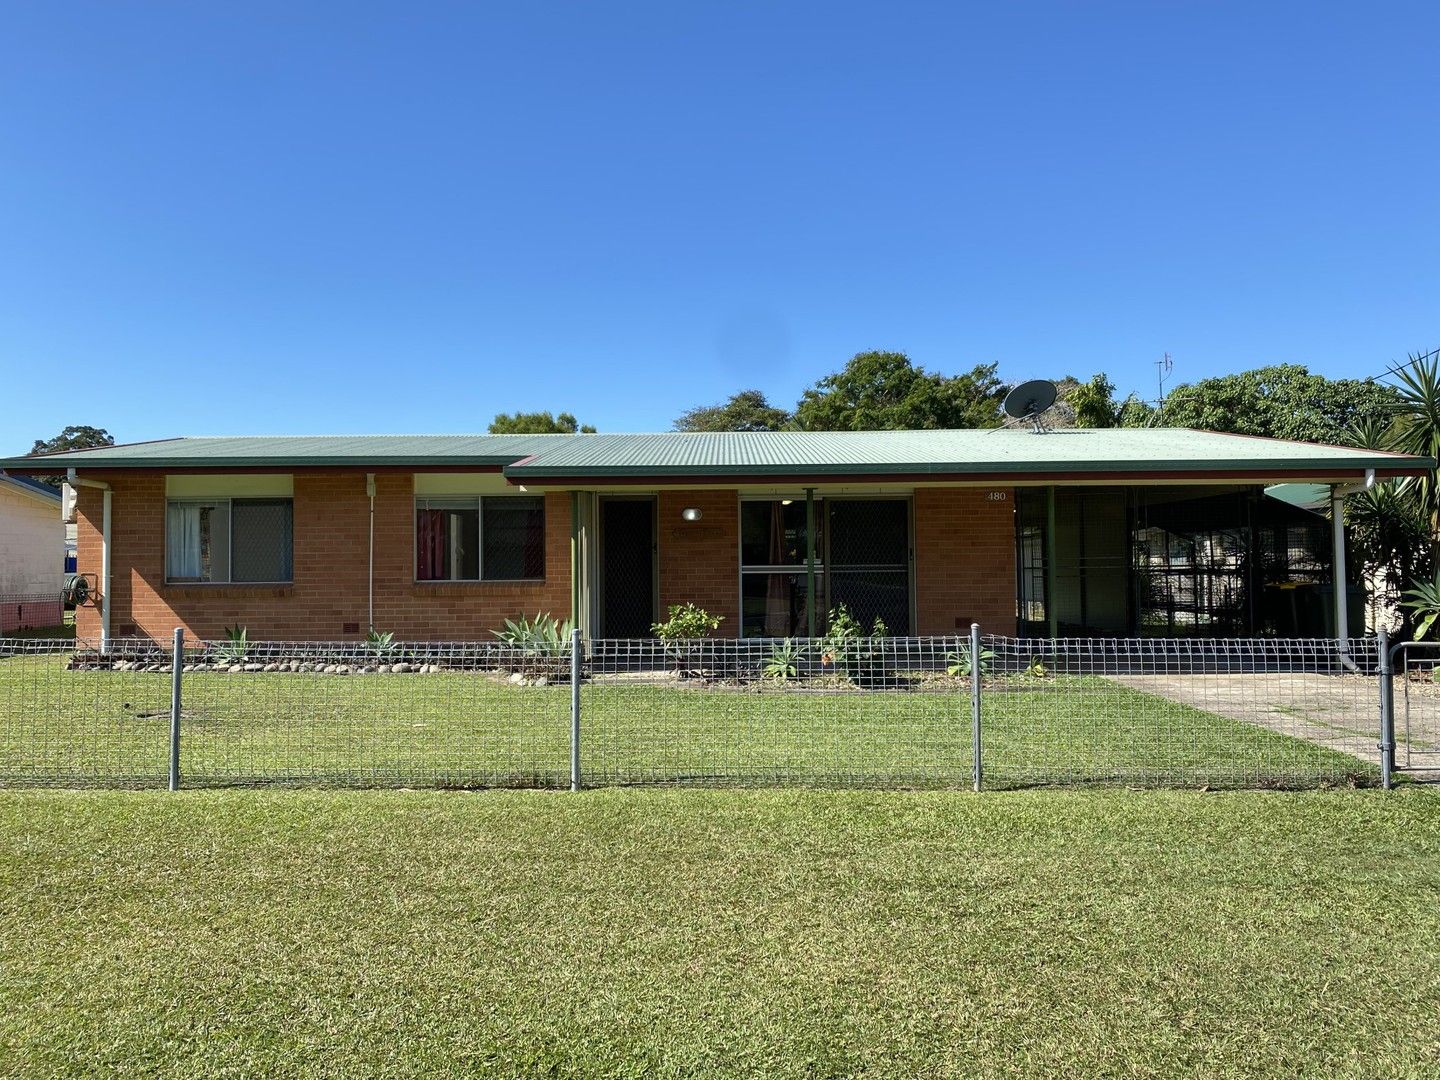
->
[164,497,294,585]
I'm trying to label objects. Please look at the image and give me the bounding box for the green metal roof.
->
[504,428,1427,479]
[0,429,1428,479]
[0,434,578,469]
[1263,483,1333,511]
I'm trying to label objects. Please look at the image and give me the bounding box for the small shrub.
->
[652,604,723,675]
[818,605,867,679]
[651,604,723,640]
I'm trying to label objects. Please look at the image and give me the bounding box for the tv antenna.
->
[1000,379,1059,433]
[1155,352,1174,408]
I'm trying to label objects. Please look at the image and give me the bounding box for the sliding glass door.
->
[739,498,911,637]
[740,500,820,637]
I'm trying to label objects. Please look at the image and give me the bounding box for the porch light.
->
[681,507,703,522]
[781,499,793,505]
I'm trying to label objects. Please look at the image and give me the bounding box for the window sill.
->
[412,579,546,592]
[163,583,295,596]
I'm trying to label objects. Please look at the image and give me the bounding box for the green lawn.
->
[0,654,1376,789]
[0,787,1436,1077]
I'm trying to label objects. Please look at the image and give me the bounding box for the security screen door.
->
[600,498,656,638]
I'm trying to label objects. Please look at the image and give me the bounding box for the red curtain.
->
[765,502,790,636]
[417,509,447,580]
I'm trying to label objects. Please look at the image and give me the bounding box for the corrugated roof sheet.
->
[0,429,1427,478]
[0,434,578,469]
[505,428,1426,477]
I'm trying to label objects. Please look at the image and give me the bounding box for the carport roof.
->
[0,428,1429,482]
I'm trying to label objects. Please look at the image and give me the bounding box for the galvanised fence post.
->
[1377,629,1394,791]
[971,622,983,793]
[169,627,183,792]
[570,626,582,792]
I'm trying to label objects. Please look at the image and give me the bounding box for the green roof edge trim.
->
[502,457,1430,478]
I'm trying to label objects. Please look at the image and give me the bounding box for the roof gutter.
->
[67,469,112,653]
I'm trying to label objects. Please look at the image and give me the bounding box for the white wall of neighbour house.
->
[0,483,64,595]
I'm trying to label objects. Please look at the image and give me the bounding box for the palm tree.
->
[1384,347,1440,552]
[1378,347,1440,635]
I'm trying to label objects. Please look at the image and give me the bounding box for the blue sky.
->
[2,1,1437,449]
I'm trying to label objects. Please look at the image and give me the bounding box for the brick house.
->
[0,430,1428,644]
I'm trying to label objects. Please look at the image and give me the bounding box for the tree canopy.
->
[794,351,1006,431]
[28,426,115,486]
[31,425,115,455]
[488,412,596,434]
[674,390,792,432]
[1155,365,1397,444]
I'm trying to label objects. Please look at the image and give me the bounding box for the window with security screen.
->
[165,498,292,583]
[416,496,545,581]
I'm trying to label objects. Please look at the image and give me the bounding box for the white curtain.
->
[166,503,203,579]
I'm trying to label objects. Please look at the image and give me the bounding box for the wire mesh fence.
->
[1391,641,1440,779]
[583,637,968,787]
[0,631,1394,791]
[981,635,1382,789]
[0,638,170,787]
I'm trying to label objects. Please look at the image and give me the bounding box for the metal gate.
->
[1392,641,1440,774]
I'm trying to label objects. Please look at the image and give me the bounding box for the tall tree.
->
[1155,365,1398,444]
[31,425,115,455]
[674,390,792,432]
[794,351,1005,431]
[28,425,115,486]
[488,411,596,434]
[1053,373,1121,427]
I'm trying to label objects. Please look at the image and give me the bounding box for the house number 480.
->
[987,491,1007,502]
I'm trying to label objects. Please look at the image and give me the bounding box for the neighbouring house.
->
[0,471,64,632]
[0,430,1430,645]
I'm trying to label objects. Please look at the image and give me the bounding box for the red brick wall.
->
[913,487,1017,635]
[74,471,571,642]
[73,475,1015,642]
[656,490,741,637]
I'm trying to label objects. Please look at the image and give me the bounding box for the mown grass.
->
[0,787,1437,1077]
[0,654,1376,789]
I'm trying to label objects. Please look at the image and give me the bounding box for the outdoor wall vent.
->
[343,622,360,634]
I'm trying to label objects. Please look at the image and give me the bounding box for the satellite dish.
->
[1002,380,1059,423]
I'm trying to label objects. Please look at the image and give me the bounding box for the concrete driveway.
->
[1107,671,1440,780]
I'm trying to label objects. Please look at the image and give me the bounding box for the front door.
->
[600,498,656,637]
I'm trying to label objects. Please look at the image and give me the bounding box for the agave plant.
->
[363,629,400,658]
[216,625,249,663]
[946,643,994,679]
[762,639,807,683]
[493,612,574,665]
